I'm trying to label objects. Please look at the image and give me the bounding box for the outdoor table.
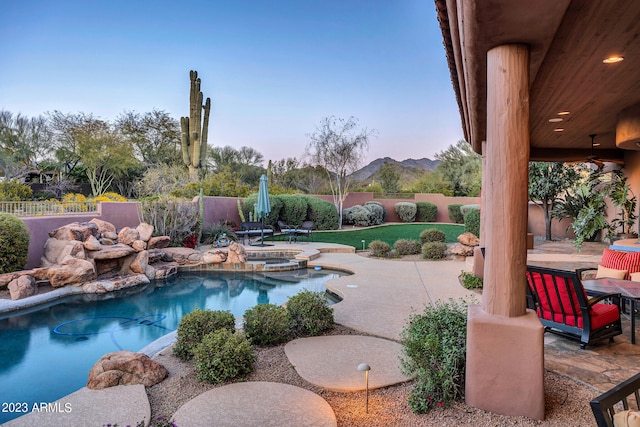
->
[582,278,640,344]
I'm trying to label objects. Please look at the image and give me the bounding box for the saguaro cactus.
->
[180,70,211,181]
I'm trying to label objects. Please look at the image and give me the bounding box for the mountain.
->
[350,157,439,183]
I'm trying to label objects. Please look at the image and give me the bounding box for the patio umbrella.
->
[255,174,271,246]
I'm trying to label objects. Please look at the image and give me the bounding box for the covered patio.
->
[435,0,640,419]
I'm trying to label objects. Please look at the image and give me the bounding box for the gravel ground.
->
[148,325,598,426]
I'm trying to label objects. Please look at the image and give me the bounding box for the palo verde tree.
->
[180,70,211,182]
[528,161,582,241]
[434,140,481,196]
[306,116,374,228]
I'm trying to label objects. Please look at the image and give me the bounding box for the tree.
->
[0,111,52,179]
[306,116,374,228]
[435,140,481,196]
[116,109,181,167]
[528,162,582,241]
[409,170,453,195]
[378,161,401,193]
[208,145,264,184]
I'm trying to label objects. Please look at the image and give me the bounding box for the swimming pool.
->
[0,269,344,423]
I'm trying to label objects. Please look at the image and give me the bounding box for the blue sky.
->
[0,0,463,165]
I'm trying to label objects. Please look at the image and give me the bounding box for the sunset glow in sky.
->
[0,0,464,165]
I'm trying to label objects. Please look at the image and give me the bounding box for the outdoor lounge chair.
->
[236,221,274,245]
[294,220,314,242]
[277,220,297,243]
[525,265,623,349]
[591,372,640,427]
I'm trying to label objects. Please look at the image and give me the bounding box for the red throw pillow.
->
[600,249,640,280]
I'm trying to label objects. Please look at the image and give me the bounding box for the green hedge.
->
[415,202,437,222]
[306,197,339,230]
[0,213,29,274]
[448,204,464,224]
[279,195,309,226]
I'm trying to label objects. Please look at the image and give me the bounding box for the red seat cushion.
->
[528,272,619,330]
[601,249,640,280]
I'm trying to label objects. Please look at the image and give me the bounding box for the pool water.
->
[0,269,343,423]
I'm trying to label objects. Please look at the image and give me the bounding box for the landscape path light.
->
[357,363,371,413]
[361,240,366,251]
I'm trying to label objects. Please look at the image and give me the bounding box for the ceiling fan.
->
[568,134,624,167]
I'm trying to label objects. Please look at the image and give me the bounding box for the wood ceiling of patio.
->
[436,0,640,163]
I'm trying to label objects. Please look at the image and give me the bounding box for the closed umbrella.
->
[255,174,271,246]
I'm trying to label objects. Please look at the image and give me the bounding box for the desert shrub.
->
[364,202,384,225]
[400,299,468,413]
[173,309,236,361]
[287,290,334,337]
[369,239,392,257]
[460,204,480,217]
[460,272,483,289]
[344,204,374,226]
[306,197,339,230]
[422,242,447,260]
[136,164,191,198]
[0,213,29,274]
[464,209,481,238]
[202,221,238,245]
[395,202,417,223]
[193,329,255,384]
[242,194,283,227]
[139,196,199,246]
[448,204,464,224]
[394,239,422,255]
[0,179,33,201]
[243,304,290,346]
[279,195,309,226]
[365,201,386,223]
[420,228,446,244]
[415,202,437,222]
[93,192,127,202]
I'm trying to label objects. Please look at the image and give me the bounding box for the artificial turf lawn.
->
[269,223,464,249]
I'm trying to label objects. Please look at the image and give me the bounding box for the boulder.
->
[103,231,118,240]
[148,250,173,263]
[90,218,116,235]
[203,250,227,264]
[117,227,140,245]
[136,223,154,242]
[47,258,97,288]
[100,238,115,246]
[449,243,475,257]
[87,244,135,260]
[49,222,98,241]
[131,240,147,252]
[148,236,170,249]
[83,235,102,251]
[82,274,150,294]
[225,241,247,264]
[153,264,178,279]
[8,275,37,300]
[458,232,480,247]
[87,351,167,390]
[95,259,120,276]
[122,250,149,275]
[41,239,85,266]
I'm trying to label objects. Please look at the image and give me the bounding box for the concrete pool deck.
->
[3,240,636,426]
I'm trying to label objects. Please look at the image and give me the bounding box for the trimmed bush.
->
[422,242,447,260]
[364,202,385,225]
[173,309,236,360]
[464,209,481,238]
[193,329,255,384]
[448,204,464,224]
[0,213,29,274]
[243,304,291,346]
[365,201,386,222]
[344,205,374,226]
[287,290,334,337]
[415,202,437,222]
[0,179,33,201]
[394,239,422,256]
[306,197,339,230]
[400,299,468,413]
[460,272,483,289]
[369,239,392,257]
[395,202,417,223]
[460,204,480,217]
[279,195,309,226]
[420,228,446,244]
[242,194,283,226]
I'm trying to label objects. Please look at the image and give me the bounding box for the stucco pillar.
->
[465,44,545,420]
